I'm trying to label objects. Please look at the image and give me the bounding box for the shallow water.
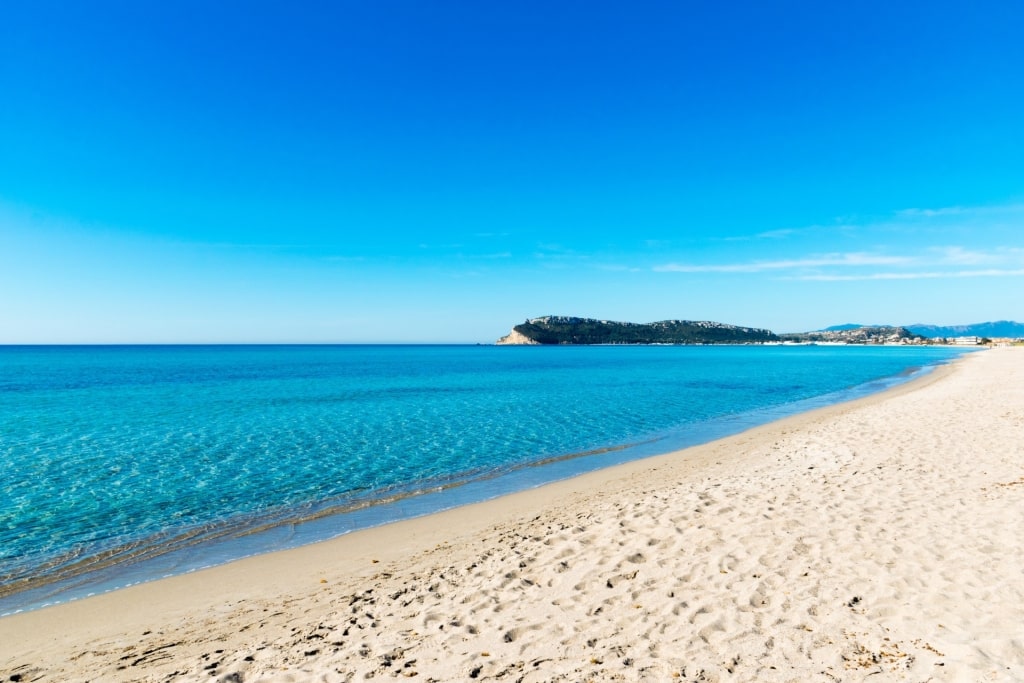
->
[0,344,970,613]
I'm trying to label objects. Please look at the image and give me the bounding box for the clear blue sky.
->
[2,1,1022,342]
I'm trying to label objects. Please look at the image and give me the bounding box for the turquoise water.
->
[0,344,969,613]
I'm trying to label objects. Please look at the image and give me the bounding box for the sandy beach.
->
[2,347,1022,682]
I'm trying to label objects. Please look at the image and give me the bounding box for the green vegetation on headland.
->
[496,316,779,345]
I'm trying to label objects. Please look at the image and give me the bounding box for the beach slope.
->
[3,348,1023,682]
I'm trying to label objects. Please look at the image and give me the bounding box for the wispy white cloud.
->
[755,228,798,239]
[896,206,967,218]
[321,255,368,263]
[418,242,465,250]
[934,246,993,265]
[893,202,1024,226]
[652,239,1024,288]
[931,245,1024,266]
[654,252,910,273]
[722,227,801,242]
[596,263,643,272]
[720,201,1019,246]
[536,242,568,252]
[793,269,1024,282]
[533,243,592,262]
[653,200,1024,280]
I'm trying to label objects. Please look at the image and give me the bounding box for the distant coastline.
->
[495,316,1021,346]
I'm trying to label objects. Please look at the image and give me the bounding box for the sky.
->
[1,1,1022,343]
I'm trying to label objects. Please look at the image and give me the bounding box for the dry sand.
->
[2,347,1023,682]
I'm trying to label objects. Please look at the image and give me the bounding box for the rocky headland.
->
[496,316,779,345]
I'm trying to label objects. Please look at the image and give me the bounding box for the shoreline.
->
[4,348,1023,681]
[0,351,961,616]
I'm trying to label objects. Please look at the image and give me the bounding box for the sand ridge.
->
[2,348,1023,682]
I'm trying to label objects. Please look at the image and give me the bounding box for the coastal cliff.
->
[495,328,541,345]
[496,316,779,345]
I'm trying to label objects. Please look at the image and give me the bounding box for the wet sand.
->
[2,347,1023,682]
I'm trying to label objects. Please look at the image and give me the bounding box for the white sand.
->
[3,347,1023,682]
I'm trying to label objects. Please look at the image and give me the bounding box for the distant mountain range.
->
[822,321,1024,338]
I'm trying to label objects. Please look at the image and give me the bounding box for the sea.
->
[0,343,972,614]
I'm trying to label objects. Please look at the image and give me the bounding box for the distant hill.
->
[496,316,779,345]
[821,323,865,332]
[781,326,926,344]
[820,323,888,332]
[817,321,1024,339]
[905,321,1024,338]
